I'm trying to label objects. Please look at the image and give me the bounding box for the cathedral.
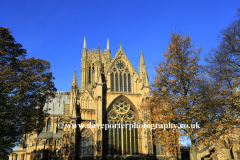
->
[9,37,179,160]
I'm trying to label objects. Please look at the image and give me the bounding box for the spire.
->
[107,37,110,51]
[140,49,145,65]
[72,71,77,86]
[83,36,87,49]
[139,49,149,87]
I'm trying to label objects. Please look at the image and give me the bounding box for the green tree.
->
[149,32,238,160]
[0,27,56,157]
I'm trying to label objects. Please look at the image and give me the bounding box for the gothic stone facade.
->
[9,38,178,160]
[195,130,240,160]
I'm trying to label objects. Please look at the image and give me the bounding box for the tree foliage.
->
[0,27,56,154]
[206,8,240,116]
[148,32,239,160]
[204,8,240,159]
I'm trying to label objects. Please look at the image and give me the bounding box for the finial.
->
[83,36,87,49]
[98,45,99,50]
[141,49,143,53]
[119,44,122,49]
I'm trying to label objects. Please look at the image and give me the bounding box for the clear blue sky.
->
[1,0,239,149]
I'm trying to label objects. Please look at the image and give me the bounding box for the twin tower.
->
[67,36,153,157]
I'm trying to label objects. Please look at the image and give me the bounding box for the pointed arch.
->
[108,58,134,93]
[128,73,131,93]
[105,95,139,155]
[106,95,139,119]
[105,48,138,76]
[124,73,127,92]
[79,128,93,156]
[115,72,118,92]
[111,72,114,92]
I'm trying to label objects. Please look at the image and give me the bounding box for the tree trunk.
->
[190,144,197,160]
[3,149,5,160]
[225,148,231,160]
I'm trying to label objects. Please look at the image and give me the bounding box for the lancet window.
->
[111,73,114,91]
[107,99,138,155]
[101,63,104,74]
[88,63,94,83]
[79,129,93,156]
[156,144,165,155]
[47,118,51,131]
[111,60,131,93]
[42,120,46,131]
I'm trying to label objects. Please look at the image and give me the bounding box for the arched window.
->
[148,131,152,154]
[111,73,114,92]
[107,99,138,155]
[128,73,131,92]
[111,63,132,93]
[111,60,133,93]
[47,118,51,131]
[88,63,94,83]
[120,72,123,92]
[58,119,63,131]
[115,73,118,92]
[42,120,46,132]
[124,73,127,92]
[88,66,91,83]
[156,144,164,155]
[101,63,104,74]
[79,129,93,156]
[92,64,94,82]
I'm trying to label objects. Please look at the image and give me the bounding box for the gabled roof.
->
[105,45,138,77]
[36,131,62,139]
[79,89,94,100]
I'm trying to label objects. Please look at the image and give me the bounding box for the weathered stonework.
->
[9,38,178,160]
[195,130,240,160]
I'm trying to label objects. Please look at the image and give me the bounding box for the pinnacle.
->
[72,71,77,86]
[83,36,87,49]
[140,49,145,65]
[107,37,110,50]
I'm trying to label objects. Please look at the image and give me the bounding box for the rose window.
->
[114,100,129,114]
